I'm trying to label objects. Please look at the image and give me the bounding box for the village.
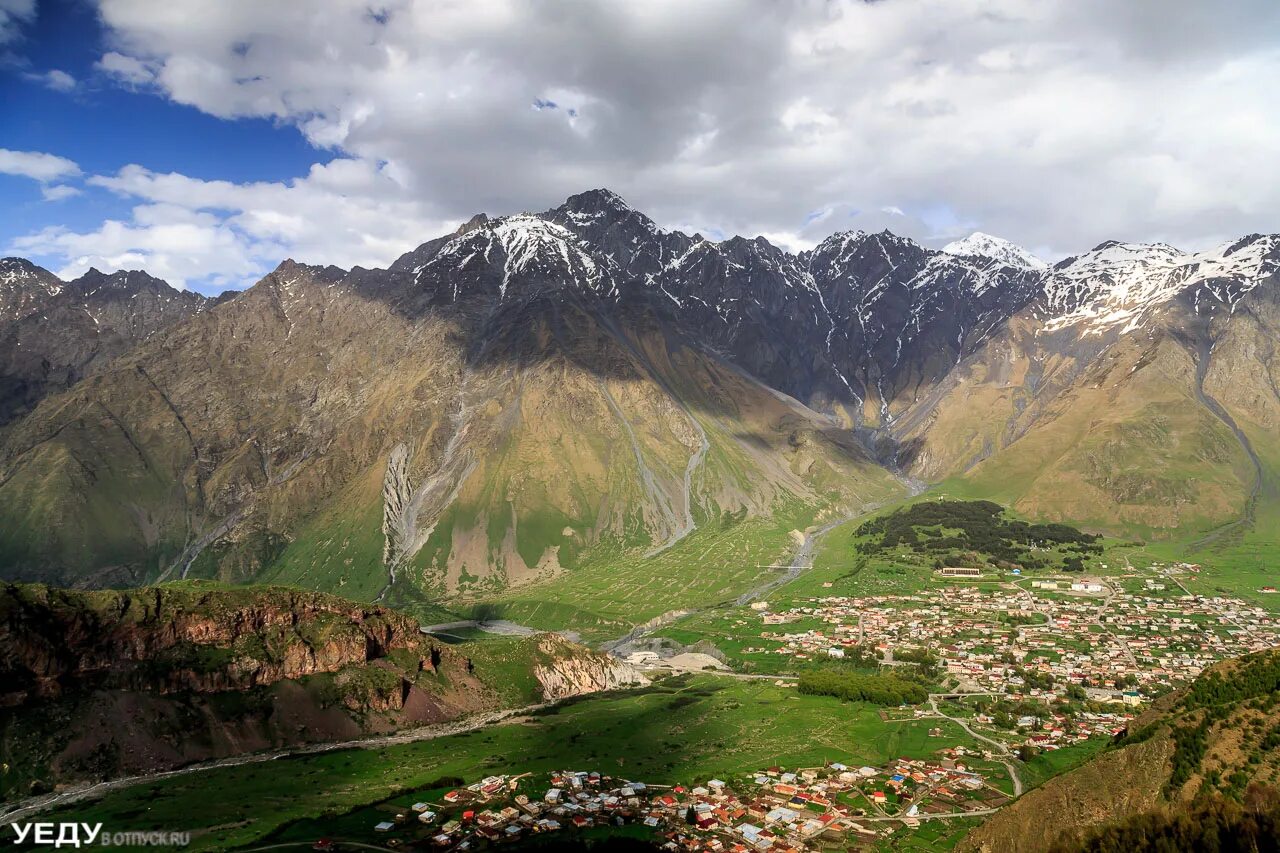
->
[321,562,1280,852]
[742,562,1280,748]
[358,753,1011,852]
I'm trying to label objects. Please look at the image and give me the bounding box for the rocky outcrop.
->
[0,263,210,425]
[0,581,428,703]
[0,581,508,797]
[530,634,649,700]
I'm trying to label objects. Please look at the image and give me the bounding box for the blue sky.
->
[1,0,332,293]
[2,0,1278,293]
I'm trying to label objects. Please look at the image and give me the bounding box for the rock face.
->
[530,634,650,700]
[0,581,657,797]
[0,262,212,425]
[0,581,433,704]
[0,191,1277,594]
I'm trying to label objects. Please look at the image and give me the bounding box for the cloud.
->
[40,184,81,201]
[0,148,82,182]
[23,68,77,91]
[11,0,1280,289]
[0,0,34,45]
[95,50,155,85]
[10,158,454,291]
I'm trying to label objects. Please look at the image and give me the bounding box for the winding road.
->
[927,694,1024,797]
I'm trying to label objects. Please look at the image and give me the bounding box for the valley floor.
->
[9,496,1280,853]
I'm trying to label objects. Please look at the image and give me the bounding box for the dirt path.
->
[0,700,560,826]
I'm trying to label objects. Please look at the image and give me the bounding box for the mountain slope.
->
[889,236,1280,541]
[0,261,212,426]
[0,235,901,603]
[0,191,1276,600]
[959,649,1280,853]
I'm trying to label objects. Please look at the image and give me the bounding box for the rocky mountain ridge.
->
[0,189,1276,597]
[0,581,449,703]
[0,260,214,425]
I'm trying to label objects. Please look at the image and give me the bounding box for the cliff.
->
[0,581,430,702]
[530,634,650,699]
[0,582,650,800]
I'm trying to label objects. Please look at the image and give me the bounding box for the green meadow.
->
[34,675,1010,851]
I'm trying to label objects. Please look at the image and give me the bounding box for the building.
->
[936,567,983,578]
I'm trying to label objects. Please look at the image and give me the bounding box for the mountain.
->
[888,234,1280,537]
[959,648,1280,853]
[0,190,1276,603]
[943,232,1048,272]
[0,233,901,596]
[0,257,64,323]
[0,580,645,797]
[0,261,213,425]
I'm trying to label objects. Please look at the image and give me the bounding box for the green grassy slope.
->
[32,674,1013,851]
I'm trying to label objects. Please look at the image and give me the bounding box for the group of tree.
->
[1179,650,1280,711]
[1053,787,1280,853]
[796,670,928,706]
[853,499,1101,570]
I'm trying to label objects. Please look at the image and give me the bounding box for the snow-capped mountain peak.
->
[1039,236,1280,335]
[941,232,1048,272]
[0,257,65,322]
[415,213,614,300]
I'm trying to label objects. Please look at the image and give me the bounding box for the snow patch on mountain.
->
[428,214,613,299]
[942,232,1048,272]
[0,257,64,321]
[1041,236,1280,335]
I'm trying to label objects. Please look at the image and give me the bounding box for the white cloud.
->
[24,68,77,91]
[10,158,454,290]
[0,148,82,182]
[95,50,155,85]
[41,184,81,201]
[11,0,1280,289]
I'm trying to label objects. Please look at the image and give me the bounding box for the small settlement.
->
[366,756,1008,851]
[746,565,1279,749]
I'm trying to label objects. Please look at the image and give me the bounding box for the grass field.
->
[34,675,1009,852]
[486,502,825,641]
[1018,737,1111,791]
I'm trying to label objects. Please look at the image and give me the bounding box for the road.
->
[927,694,1024,797]
[859,808,1000,822]
[0,700,560,826]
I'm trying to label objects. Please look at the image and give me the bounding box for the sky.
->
[1,0,1278,294]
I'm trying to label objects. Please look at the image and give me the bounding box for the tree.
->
[685,805,698,825]
[430,646,443,672]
